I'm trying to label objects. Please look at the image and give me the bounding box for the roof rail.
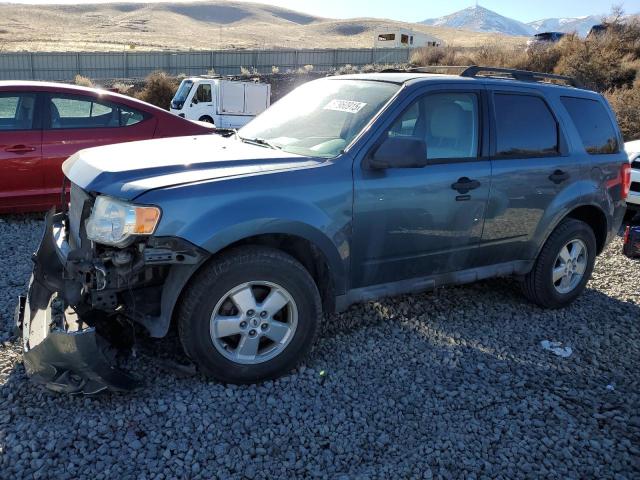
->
[378,65,583,88]
[460,66,583,88]
[380,66,470,74]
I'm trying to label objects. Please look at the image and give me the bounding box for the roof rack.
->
[379,65,583,88]
[460,66,583,88]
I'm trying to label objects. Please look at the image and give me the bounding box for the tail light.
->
[622,162,631,199]
[624,225,630,244]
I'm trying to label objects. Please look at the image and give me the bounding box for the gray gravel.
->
[0,214,638,479]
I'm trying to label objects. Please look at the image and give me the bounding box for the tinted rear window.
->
[561,96,619,154]
[494,93,559,157]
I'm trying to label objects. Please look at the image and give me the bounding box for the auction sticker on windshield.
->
[324,99,367,114]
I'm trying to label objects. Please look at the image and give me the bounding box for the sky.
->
[4,0,640,23]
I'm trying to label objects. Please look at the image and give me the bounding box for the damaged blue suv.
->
[17,67,630,393]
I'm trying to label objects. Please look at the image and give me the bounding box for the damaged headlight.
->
[85,196,161,247]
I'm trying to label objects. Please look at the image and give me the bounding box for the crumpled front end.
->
[16,187,208,394]
[17,210,139,394]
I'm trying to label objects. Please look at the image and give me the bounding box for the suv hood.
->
[63,134,320,200]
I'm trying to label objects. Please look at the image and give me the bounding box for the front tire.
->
[522,218,596,309]
[177,247,322,384]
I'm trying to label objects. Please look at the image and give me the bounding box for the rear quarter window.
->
[561,96,619,154]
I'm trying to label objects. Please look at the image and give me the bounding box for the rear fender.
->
[529,178,613,260]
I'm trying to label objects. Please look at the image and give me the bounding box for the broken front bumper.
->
[16,211,139,394]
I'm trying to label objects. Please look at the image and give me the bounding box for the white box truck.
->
[170,77,271,128]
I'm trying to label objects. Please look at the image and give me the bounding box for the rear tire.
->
[177,246,322,384]
[522,218,596,309]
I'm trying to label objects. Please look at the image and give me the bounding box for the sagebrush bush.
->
[74,74,93,87]
[410,46,458,66]
[553,35,636,91]
[111,82,132,95]
[335,64,358,75]
[606,86,640,141]
[135,71,179,110]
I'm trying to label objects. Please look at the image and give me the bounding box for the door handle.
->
[5,145,36,154]
[451,177,481,194]
[549,169,570,184]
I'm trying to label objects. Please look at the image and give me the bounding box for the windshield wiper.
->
[239,136,281,150]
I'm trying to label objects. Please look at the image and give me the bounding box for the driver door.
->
[352,87,492,288]
[189,82,213,122]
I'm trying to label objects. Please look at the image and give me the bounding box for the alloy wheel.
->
[209,281,298,364]
[552,239,588,294]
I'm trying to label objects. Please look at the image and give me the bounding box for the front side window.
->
[401,34,409,44]
[196,84,212,103]
[386,92,480,160]
[378,34,395,41]
[0,93,37,131]
[239,79,400,158]
[49,95,144,129]
[494,93,559,157]
[561,96,619,154]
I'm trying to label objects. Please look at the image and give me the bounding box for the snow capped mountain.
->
[421,5,535,36]
[528,15,603,37]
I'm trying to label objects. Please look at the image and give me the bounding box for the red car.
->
[0,81,213,213]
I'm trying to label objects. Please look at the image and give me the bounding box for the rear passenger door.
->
[478,88,581,264]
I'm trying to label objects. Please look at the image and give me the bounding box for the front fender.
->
[142,182,352,296]
[199,215,349,296]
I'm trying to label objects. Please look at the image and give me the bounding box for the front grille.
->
[631,182,640,193]
[69,183,92,248]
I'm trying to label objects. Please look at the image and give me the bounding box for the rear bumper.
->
[16,210,139,394]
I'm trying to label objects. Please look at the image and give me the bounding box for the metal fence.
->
[0,48,415,81]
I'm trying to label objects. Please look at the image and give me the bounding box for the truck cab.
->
[170,77,271,128]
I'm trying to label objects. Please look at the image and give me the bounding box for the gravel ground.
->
[0,215,638,479]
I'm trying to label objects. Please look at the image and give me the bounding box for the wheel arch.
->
[535,203,609,259]
[157,224,346,337]
[565,204,608,255]
[211,232,338,313]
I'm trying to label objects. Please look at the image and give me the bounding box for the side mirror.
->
[192,97,199,105]
[367,137,428,170]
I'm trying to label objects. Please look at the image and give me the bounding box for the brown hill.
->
[0,0,526,52]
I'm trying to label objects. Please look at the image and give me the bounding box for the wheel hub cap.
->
[209,281,298,365]
[552,239,588,294]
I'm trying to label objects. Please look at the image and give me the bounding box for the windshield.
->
[174,80,194,102]
[238,79,400,158]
